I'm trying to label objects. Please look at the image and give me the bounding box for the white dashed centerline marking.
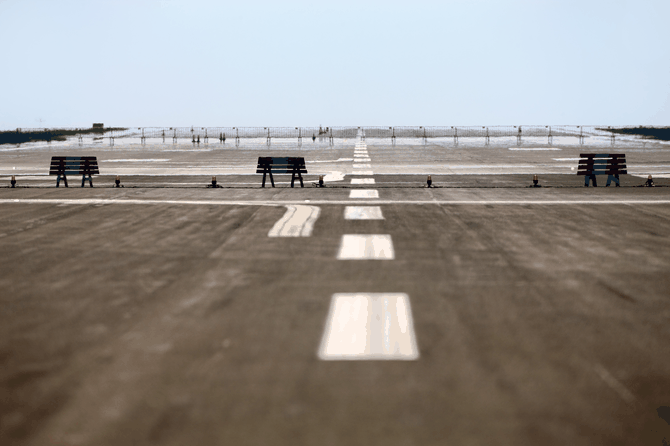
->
[349,190,379,198]
[337,234,394,259]
[353,158,371,162]
[268,205,320,237]
[318,293,419,360]
[345,206,384,220]
[351,178,375,184]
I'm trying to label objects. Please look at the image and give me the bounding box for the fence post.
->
[204,128,208,144]
[485,127,489,145]
[173,129,177,144]
[547,126,552,145]
[453,127,458,144]
[517,126,522,145]
[141,128,145,145]
[578,126,584,145]
[609,127,615,146]
[162,130,165,143]
[235,128,239,146]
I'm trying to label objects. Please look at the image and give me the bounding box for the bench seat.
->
[256,157,307,187]
[49,156,99,187]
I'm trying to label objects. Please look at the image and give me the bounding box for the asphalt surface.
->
[1,138,670,446]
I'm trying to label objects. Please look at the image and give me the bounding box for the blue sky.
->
[1,0,669,128]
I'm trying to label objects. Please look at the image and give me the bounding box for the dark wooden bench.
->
[577,153,626,187]
[256,157,307,188]
[49,156,100,187]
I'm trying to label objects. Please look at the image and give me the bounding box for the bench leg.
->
[262,172,267,188]
[57,174,68,187]
[298,172,304,188]
[269,172,275,188]
[585,174,597,187]
[291,171,295,188]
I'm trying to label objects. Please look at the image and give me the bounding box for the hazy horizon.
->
[1,0,669,129]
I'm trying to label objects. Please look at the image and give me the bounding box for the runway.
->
[1,137,670,445]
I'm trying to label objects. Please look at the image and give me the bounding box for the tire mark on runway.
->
[593,363,636,404]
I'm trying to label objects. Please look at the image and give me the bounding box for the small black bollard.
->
[530,174,541,187]
[10,175,16,188]
[208,176,220,188]
[426,175,432,188]
[115,175,121,187]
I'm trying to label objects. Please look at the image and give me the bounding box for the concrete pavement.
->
[1,140,670,445]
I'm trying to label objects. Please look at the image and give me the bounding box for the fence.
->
[4,125,659,146]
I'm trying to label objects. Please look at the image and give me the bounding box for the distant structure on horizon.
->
[92,123,104,129]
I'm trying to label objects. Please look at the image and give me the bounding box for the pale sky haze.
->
[1,0,669,128]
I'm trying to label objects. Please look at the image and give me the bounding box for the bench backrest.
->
[577,154,627,175]
[256,157,307,174]
[49,156,100,175]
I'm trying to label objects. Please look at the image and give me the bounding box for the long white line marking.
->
[351,178,375,184]
[349,171,374,175]
[508,147,562,151]
[353,157,371,161]
[337,234,394,259]
[2,199,669,206]
[349,190,379,198]
[318,293,418,360]
[345,206,384,220]
[268,205,320,237]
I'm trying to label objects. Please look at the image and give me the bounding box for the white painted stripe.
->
[349,190,379,198]
[353,154,369,157]
[268,205,320,237]
[318,293,418,360]
[353,158,372,163]
[337,234,394,259]
[508,147,562,151]
[2,199,670,206]
[353,164,372,168]
[345,206,384,220]
[349,171,374,175]
[350,178,375,184]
